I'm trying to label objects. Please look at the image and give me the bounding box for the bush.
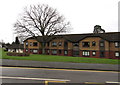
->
[7,52,30,56]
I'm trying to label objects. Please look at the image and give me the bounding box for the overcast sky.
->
[0,0,119,43]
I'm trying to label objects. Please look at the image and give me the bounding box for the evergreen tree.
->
[15,37,20,44]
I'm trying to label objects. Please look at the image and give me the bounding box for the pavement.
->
[1,59,119,71]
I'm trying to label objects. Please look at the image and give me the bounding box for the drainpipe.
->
[108,41,110,59]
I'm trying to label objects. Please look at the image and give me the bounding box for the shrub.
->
[7,52,30,56]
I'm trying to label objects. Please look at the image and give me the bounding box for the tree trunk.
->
[42,42,46,54]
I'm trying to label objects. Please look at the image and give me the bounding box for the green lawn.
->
[1,48,119,64]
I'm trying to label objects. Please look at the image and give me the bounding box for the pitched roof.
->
[24,32,120,42]
[64,32,120,42]
[7,44,24,49]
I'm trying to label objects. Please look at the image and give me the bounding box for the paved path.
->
[1,59,119,71]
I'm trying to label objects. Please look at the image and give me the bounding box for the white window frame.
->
[83,51,90,56]
[92,51,96,56]
[26,49,28,52]
[64,50,68,55]
[100,42,104,47]
[52,42,57,47]
[30,42,32,46]
[114,42,119,47]
[26,42,28,46]
[58,42,62,46]
[47,50,49,53]
[33,49,38,53]
[52,50,57,54]
[115,52,120,57]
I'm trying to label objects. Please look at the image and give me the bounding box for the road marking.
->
[106,81,120,84]
[45,80,67,85]
[0,76,70,82]
[1,66,119,73]
[85,81,120,84]
[85,82,104,84]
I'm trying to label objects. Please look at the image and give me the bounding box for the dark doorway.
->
[73,51,79,57]
[100,51,105,57]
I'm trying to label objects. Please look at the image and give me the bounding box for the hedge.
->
[7,52,30,56]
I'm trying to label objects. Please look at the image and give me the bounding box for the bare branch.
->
[14,4,71,43]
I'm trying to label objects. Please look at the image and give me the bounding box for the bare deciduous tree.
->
[14,4,71,54]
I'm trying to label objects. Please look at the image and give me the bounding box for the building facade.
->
[24,32,120,59]
[7,44,24,53]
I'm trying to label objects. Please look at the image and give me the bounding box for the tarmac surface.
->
[1,59,119,71]
[1,59,119,84]
[1,66,119,83]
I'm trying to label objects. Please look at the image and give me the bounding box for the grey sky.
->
[0,0,119,43]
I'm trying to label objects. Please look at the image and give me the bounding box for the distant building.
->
[2,43,10,51]
[24,32,120,59]
[7,44,24,53]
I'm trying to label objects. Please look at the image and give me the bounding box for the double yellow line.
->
[45,80,68,85]
[1,76,70,85]
[1,66,119,73]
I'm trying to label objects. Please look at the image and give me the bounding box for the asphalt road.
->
[1,66,119,84]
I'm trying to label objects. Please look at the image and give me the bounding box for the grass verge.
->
[1,49,119,64]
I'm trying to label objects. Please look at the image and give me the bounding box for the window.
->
[73,43,79,46]
[52,42,57,47]
[100,41,104,47]
[82,42,90,47]
[73,51,79,56]
[48,50,50,54]
[26,42,28,46]
[92,41,96,46]
[52,50,57,55]
[33,42,38,46]
[83,51,90,56]
[64,42,68,47]
[64,50,68,55]
[100,42,104,47]
[30,49,32,53]
[114,42,119,47]
[58,42,62,46]
[26,49,28,52]
[59,50,62,54]
[30,42,32,46]
[92,51,96,56]
[33,49,38,53]
[115,52,120,57]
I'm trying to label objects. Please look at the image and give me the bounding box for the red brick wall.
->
[79,50,82,57]
[24,49,30,53]
[25,48,119,59]
[57,50,64,56]
[109,51,120,59]
[90,51,99,58]
[68,50,73,56]
[104,51,110,59]
[23,49,26,53]
[24,49,42,54]
[79,50,119,59]
[39,49,42,54]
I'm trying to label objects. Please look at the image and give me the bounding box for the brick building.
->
[24,32,120,59]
